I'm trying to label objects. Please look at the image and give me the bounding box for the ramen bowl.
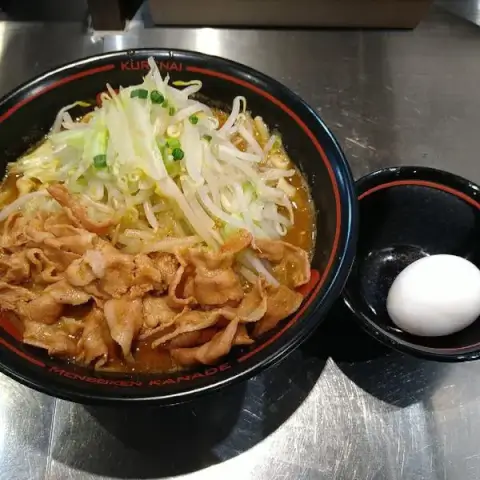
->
[0,49,357,404]
[343,166,480,361]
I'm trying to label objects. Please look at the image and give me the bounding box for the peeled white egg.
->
[386,254,480,337]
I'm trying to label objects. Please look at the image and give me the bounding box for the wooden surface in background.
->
[148,0,433,28]
[87,0,143,30]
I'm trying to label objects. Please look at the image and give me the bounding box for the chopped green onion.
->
[91,129,109,162]
[93,154,107,169]
[169,107,176,116]
[150,90,165,104]
[160,143,182,176]
[189,115,199,125]
[162,99,169,108]
[172,148,184,161]
[165,161,181,177]
[166,138,181,148]
[203,134,212,142]
[130,89,149,99]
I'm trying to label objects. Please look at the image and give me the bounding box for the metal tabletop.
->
[1,5,480,480]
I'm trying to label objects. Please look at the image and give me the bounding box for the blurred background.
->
[0,0,478,30]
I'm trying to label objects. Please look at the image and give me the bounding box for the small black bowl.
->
[343,166,480,361]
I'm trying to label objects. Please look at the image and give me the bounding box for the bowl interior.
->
[344,167,480,358]
[0,50,355,403]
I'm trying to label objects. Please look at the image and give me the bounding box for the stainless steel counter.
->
[1,6,480,480]
[438,0,480,26]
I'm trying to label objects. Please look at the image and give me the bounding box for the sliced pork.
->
[184,231,252,306]
[104,297,143,359]
[0,282,36,311]
[23,317,83,356]
[253,284,303,336]
[151,308,237,348]
[171,318,239,366]
[0,204,310,370]
[254,238,310,288]
[0,251,31,284]
[47,183,115,235]
[142,295,179,330]
[77,308,113,367]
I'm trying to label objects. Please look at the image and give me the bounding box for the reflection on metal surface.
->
[0,375,54,480]
[47,346,327,479]
[113,35,124,52]
[194,28,223,57]
[1,6,480,480]
[0,23,6,59]
[438,0,480,25]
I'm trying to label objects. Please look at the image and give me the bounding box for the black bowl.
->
[343,166,480,361]
[0,49,357,404]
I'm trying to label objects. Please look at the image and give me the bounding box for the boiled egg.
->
[386,254,480,337]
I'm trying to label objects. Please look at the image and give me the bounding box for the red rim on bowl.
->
[344,166,480,362]
[0,49,358,404]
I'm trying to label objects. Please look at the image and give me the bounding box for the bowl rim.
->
[0,48,358,404]
[344,165,480,362]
